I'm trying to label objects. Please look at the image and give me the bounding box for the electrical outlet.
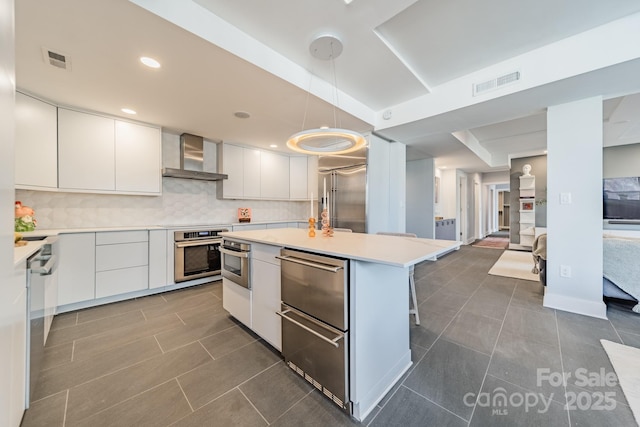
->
[560,193,572,204]
[560,265,572,278]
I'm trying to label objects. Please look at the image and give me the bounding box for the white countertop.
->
[221,228,460,267]
[14,240,46,266]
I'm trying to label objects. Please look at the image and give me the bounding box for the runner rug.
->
[488,250,539,281]
[472,236,509,249]
[601,339,640,426]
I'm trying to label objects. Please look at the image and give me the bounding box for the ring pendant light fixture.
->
[286,35,366,155]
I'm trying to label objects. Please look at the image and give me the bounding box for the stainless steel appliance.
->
[276,248,350,412]
[319,147,367,233]
[220,239,252,289]
[162,133,228,181]
[26,238,58,407]
[174,228,226,282]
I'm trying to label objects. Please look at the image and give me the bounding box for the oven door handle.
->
[275,255,343,273]
[175,239,221,248]
[219,247,250,258]
[276,309,344,348]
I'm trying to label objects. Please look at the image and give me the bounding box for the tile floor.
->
[21,246,640,426]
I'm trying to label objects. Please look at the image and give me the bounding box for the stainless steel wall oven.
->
[174,229,226,282]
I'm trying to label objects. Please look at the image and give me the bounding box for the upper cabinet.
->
[15,92,58,189]
[219,143,314,201]
[58,108,162,194]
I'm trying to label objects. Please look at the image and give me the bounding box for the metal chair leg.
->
[409,266,420,325]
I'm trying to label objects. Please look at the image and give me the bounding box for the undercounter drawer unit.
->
[95,231,149,298]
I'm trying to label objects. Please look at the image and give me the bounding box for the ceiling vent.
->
[473,71,520,96]
[42,47,71,70]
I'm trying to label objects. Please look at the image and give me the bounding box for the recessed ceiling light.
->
[270,144,278,148]
[234,111,251,119]
[140,56,161,69]
[121,108,137,115]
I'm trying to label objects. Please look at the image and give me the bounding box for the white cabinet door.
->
[96,242,148,271]
[289,156,308,200]
[221,144,244,198]
[251,243,282,350]
[15,92,58,189]
[115,121,161,194]
[149,230,168,289]
[58,233,96,306]
[58,109,115,191]
[222,277,251,328]
[96,266,148,299]
[260,150,289,199]
[243,148,261,199]
[307,156,318,200]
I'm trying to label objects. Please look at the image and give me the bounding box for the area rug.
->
[488,250,539,281]
[601,339,640,426]
[472,236,509,249]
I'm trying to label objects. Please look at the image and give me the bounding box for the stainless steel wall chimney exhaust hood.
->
[162,133,228,181]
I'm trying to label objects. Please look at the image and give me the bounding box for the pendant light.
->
[286,35,366,155]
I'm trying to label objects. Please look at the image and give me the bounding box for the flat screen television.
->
[603,176,640,221]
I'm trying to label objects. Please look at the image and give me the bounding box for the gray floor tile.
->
[76,294,166,324]
[442,311,502,355]
[560,340,628,405]
[178,340,281,410]
[270,390,360,427]
[21,390,67,427]
[199,325,260,359]
[378,345,429,407]
[34,336,162,401]
[74,379,192,427]
[510,280,548,312]
[65,342,211,424]
[171,388,267,427]
[72,312,182,361]
[155,311,236,352]
[565,384,635,426]
[46,309,146,347]
[239,361,314,423]
[372,386,467,427]
[502,305,559,348]
[444,276,483,297]
[404,338,490,420]
[420,288,470,318]
[479,278,517,296]
[174,297,226,325]
[41,341,73,371]
[463,287,512,321]
[557,311,621,349]
[469,375,569,427]
[423,268,458,288]
[619,331,640,348]
[410,309,453,349]
[414,278,443,304]
[489,330,565,404]
[142,291,220,319]
[161,281,219,302]
[50,311,77,330]
[606,302,640,334]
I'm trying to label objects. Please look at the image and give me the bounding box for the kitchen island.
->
[220,228,460,421]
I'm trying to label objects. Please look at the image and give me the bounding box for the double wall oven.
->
[174,228,227,282]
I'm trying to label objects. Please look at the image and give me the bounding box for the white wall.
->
[603,143,640,178]
[406,158,435,238]
[440,169,457,219]
[544,96,606,319]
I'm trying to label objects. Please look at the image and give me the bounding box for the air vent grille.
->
[42,47,71,70]
[473,71,520,96]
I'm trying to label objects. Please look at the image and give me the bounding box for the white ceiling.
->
[14,0,640,174]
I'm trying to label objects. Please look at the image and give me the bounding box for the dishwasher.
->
[276,248,350,412]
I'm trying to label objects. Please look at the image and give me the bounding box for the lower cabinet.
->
[148,230,168,289]
[251,244,281,351]
[58,233,96,306]
[222,277,251,328]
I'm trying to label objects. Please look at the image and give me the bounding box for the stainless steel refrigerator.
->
[318,147,367,233]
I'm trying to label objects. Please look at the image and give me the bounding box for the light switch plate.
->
[560,193,572,204]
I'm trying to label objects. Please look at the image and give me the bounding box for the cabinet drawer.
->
[96,242,148,271]
[252,243,281,265]
[96,266,148,298]
[96,230,148,245]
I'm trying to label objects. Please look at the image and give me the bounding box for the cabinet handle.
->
[276,308,344,348]
[175,239,221,248]
[219,247,250,258]
[31,255,57,275]
[275,255,342,273]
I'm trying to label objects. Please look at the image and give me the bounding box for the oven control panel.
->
[174,229,228,241]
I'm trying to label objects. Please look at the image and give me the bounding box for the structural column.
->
[544,96,606,318]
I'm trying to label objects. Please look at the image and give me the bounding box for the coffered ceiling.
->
[15,0,640,173]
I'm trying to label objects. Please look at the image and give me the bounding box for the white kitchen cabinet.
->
[289,156,308,200]
[58,233,96,306]
[58,108,115,191]
[244,148,261,199]
[222,277,251,328]
[251,243,282,350]
[307,156,318,199]
[149,229,168,289]
[220,143,244,198]
[95,231,149,298]
[115,121,161,193]
[15,92,58,189]
[43,246,59,344]
[260,150,289,199]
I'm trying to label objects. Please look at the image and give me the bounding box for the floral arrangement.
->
[15,201,37,232]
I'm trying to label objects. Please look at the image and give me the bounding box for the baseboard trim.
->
[543,291,607,319]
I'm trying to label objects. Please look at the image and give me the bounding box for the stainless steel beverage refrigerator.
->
[318,147,368,233]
